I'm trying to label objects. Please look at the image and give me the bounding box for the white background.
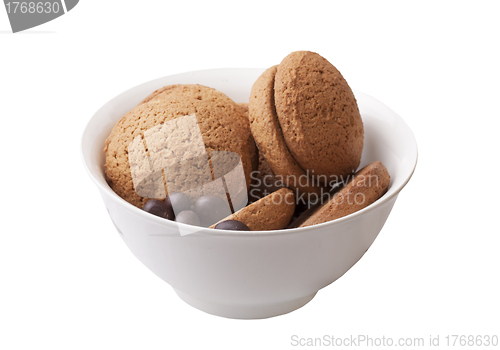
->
[1,1,499,349]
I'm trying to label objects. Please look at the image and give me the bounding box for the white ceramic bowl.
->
[81,68,417,319]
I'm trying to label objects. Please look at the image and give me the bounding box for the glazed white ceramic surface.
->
[81,68,417,319]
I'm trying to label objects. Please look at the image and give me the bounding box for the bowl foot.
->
[174,289,317,319]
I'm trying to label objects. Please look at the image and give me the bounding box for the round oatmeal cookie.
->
[104,84,253,208]
[274,51,364,182]
[249,65,325,196]
[143,85,258,173]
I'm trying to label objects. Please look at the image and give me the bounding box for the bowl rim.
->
[81,68,418,237]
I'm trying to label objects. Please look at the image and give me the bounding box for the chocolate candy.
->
[215,220,251,231]
[143,199,175,220]
[194,195,232,227]
[175,210,201,226]
[166,192,192,214]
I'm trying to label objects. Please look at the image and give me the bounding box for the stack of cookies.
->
[104,51,390,231]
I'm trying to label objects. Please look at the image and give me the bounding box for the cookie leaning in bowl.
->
[249,65,326,197]
[104,84,254,209]
[210,188,295,231]
[290,161,390,228]
[274,51,364,182]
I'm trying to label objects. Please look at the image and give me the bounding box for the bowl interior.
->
[81,68,417,231]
